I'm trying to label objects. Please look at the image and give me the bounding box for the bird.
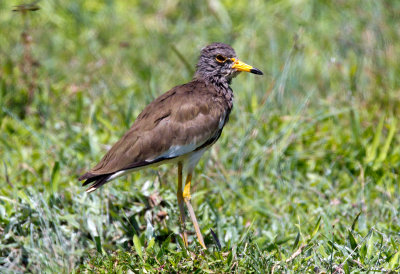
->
[79,42,263,249]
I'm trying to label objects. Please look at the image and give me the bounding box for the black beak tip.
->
[250,68,263,75]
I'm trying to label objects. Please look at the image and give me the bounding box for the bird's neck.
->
[194,75,234,109]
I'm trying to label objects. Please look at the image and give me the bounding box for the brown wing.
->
[79,80,230,184]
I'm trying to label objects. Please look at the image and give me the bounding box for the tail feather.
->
[79,172,111,192]
[79,173,102,186]
[85,175,111,193]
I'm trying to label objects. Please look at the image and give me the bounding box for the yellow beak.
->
[231,58,263,75]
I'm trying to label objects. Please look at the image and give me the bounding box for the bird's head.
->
[195,42,263,84]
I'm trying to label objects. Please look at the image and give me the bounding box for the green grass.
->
[1,0,399,272]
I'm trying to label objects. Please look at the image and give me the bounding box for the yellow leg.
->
[183,172,206,249]
[182,173,192,200]
[177,162,188,247]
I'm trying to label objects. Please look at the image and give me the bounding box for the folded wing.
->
[79,80,229,191]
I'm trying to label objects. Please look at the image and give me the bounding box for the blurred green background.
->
[1,0,399,272]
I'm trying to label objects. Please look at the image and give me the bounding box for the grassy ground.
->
[1,0,399,272]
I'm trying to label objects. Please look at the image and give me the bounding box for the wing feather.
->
[79,80,230,183]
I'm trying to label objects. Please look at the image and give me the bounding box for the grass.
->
[1,0,399,272]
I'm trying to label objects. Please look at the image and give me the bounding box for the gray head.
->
[194,42,263,85]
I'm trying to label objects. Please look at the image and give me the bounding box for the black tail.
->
[79,172,111,193]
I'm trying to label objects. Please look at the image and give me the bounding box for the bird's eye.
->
[215,54,227,63]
